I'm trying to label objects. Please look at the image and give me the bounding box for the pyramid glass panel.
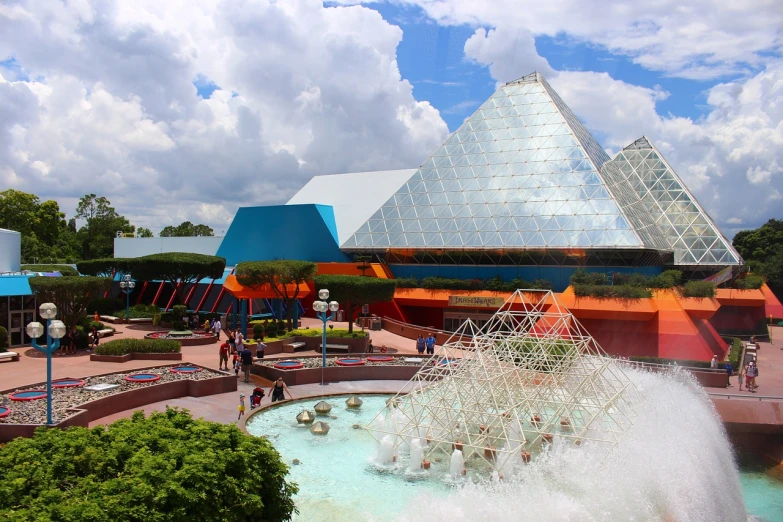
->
[608,137,742,265]
[344,73,669,251]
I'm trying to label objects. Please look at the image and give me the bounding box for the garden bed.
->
[90,352,183,363]
[252,355,431,386]
[0,364,235,441]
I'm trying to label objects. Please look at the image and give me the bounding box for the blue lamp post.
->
[312,289,339,386]
[119,274,136,324]
[26,303,66,425]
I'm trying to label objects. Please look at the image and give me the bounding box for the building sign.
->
[448,296,506,308]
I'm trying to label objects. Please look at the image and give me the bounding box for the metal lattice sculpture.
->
[367,290,639,474]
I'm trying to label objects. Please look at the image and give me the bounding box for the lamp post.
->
[119,274,136,324]
[312,289,339,386]
[26,303,66,425]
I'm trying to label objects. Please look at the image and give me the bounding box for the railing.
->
[707,393,783,401]
[617,359,726,373]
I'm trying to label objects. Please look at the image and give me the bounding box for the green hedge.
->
[0,326,8,353]
[95,338,181,356]
[21,264,79,277]
[394,275,552,291]
[113,303,160,319]
[683,280,717,298]
[573,284,652,298]
[733,274,765,290]
[281,328,368,339]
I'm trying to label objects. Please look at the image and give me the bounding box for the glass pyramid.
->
[342,73,669,253]
[608,137,742,265]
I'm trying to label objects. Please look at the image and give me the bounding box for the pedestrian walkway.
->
[704,326,783,397]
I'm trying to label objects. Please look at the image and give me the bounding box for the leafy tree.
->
[0,326,8,352]
[732,219,783,261]
[21,264,79,277]
[314,275,396,333]
[236,260,317,331]
[0,408,298,521]
[28,276,111,331]
[136,227,154,237]
[1,190,79,263]
[130,253,226,306]
[160,221,214,237]
[76,194,134,259]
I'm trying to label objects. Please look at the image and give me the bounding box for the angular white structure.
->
[367,290,639,473]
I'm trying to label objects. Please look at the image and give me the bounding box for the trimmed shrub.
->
[253,323,265,341]
[113,303,159,319]
[573,284,652,299]
[287,328,368,339]
[265,321,278,338]
[172,304,187,330]
[95,338,181,356]
[74,326,89,350]
[394,278,420,288]
[0,408,297,521]
[21,264,79,277]
[395,275,553,291]
[0,326,8,352]
[683,281,716,298]
[734,274,765,290]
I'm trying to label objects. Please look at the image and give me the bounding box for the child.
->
[251,387,265,409]
[738,365,745,391]
[233,353,240,377]
[237,394,246,420]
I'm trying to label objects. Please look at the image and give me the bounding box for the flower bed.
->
[0,365,228,429]
[143,331,217,346]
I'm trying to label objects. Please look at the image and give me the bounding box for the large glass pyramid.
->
[608,137,742,265]
[343,73,669,253]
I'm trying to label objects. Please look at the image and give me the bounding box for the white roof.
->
[286,169,415,246]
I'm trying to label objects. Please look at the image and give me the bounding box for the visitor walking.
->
[218,340,230,371]
[232,351,240,377]
[416,335,425,355]
[425,334,436,355]
[236,331,245,352]
[738,364,745,391]
[725,360,733,387]
[269,377,293,403]
[213,316,222,340]
[228,330,236,353]
[256,341,266,359]
[710,355,718,369]
[240,347,254,383]
[237,394,246,420]
[746,362,757,392]
[93,311,100,323]
[367,340,374,353]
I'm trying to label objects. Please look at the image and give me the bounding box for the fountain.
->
[244,290,782,520]
[408,438,424,472]
[449,449,465,478]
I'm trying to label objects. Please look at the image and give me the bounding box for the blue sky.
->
[367,2,734,132]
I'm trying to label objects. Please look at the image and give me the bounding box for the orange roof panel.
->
[222,275,311,299]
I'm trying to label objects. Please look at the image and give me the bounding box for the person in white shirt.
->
[213,317,222,340]
[710,355,718,369]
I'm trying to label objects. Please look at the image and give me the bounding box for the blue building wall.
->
[387,265,663,292]
[216,204,348,266]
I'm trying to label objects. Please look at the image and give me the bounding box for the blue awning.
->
[0,275,34,297]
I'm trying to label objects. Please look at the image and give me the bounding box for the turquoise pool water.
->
[246,394,783,521]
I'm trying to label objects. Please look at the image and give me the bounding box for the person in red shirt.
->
[219,340,230,371]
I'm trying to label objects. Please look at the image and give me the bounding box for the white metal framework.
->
[367,290,639,474]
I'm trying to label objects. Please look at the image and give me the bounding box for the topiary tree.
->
[314,275,396,333]
[0,326,8,352]
[0,408,298,521]
[76,257,134,279]
[130,253,226,306]
[28,276,112,331]
[236,260,317,331]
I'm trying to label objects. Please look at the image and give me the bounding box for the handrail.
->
[617,360,726,373]
[707,393,783,401]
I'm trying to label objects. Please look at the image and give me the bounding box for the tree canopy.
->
[76,194,135,259]
[314,275,396,332]
[0,408,298,521]
[160,221,215,237]
[76,258,134,279]
[28,276,111,330]
[130,253,226,305]
[733,219,783,298]
[236,260,317,330]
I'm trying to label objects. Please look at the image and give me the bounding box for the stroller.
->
[250,387,265,409]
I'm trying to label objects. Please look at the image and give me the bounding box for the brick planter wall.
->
[382,317,465,346]
[0,365,236,442]
[90,352,183,363]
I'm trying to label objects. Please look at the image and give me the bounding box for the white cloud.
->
[0,0,448,233]
[397,0,782,79]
